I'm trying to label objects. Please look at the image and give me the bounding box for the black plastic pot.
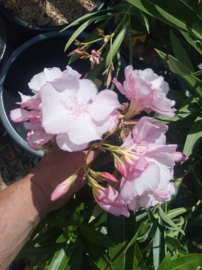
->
[0,30,126,157]
[0,15,7,68]
[0,1,108,34]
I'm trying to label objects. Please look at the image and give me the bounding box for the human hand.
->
[29,150,100,218]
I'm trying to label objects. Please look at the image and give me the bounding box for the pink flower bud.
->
[51,180,70,201]
[116,164,128,178]
[173,152,188,163]
[51,175,77,201]
[102,172,118,183]
[114,154,128,178]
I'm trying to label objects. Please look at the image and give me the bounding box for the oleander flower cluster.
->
[10,65,187,217]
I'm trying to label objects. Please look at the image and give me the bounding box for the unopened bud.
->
[104,37,109,43]
[101,172,118,183]
[97,28,104,36]
[113,154,128,178]
[74,39,80,45]
[51,174,77,201]
[173,152,188,163]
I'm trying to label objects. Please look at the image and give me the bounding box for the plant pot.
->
[0,1,108,35]
[0,15,7,68]
[0,30,126,157]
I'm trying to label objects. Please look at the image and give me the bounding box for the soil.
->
[0,121,37,191]
[2,0,99,26]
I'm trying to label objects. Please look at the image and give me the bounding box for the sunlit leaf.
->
[170,29,194,72]
[168,55,192,76]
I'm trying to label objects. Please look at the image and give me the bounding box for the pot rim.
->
[0,0,107,32]
[0,15,7,64]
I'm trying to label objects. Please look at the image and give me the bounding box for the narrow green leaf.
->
[165,236,187,255]
[153,217,165,270]
[89,204,103,223]
[154,49,169,69]
[170,29,194,72]
[167,89,187,104]
[64,17,104,52]
[21,244,65,256]
[183,113,202,156]
[80,224,114,247]
[193,70,202,77]
[82,237,113,270]
[159,206,185,235]
[108,213,136,270]
[126,0,202,40]
[136,210,148,222]
[105,21,130,67]
[167,208,188,219]
[141,12,150,33]
[48,241,75,270]
[66,237,84,270]
[181,30,202,55]
[32,227,62,245]
[192,170,202,202]
[182,75,202,98]
[47,208,71,229]
[198,1,202,17]
[179,97,200,112]
[169,254,202,269]
[61,8,111,32]
[168,55,192,76]
[157,252,171,270]
[133,243,149,270]
[108,215,126,270]
[125,231,139,253]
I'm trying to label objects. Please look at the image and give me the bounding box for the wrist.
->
[25,173,54,218]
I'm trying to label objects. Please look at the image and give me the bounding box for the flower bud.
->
[51,174,77,201]
[97,28,104,36]
[102,172,118,183]
[74,39,80,45]
[113,153,128,178]
[173,152,188,163]
[104,37,109,43]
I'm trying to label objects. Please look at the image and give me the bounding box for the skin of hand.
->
[0,149,104,270]
[30,150,102,216]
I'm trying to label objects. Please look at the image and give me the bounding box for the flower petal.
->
[77,79,98,104]
[89,90,121,121]
[50,72,79,93]
[28,67,62,93]
[94,186,130,217]
[56,133,89,152]
[41,84,75,134]
[68,113,101,144]
[10,108,40,122]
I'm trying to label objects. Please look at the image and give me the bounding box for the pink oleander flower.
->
[93,185,130,217]
[10,66,121,152]
[113,66,176,119]
[119,116,179,211]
